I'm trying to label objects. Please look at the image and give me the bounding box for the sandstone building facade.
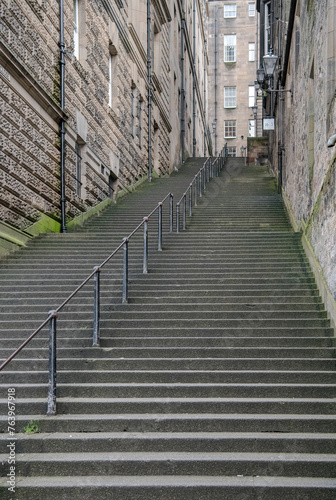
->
[0,0,209,253]
[207,0,258,157]
[257,0,336,324]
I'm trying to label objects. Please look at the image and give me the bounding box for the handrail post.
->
[216,158,219,177]
[122,238,129,303]
[199,171,202,198]
[189,184,193,216]
[143,218,148,274]
[194,177,198,206]
[93,266,101,347]
[158,202,163,251]
[203,165,206,191]
[47,310,58,416]
[169,193,174,232]
[207,160,210,182]
[176,202,180,233]
[183,194,187,230]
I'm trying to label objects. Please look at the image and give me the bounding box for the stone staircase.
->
[0,158,335,499]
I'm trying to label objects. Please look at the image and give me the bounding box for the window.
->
[249,2,255,16]
[108,52,118,109]
[224,4,236,18]
[265,1,271,54]
[224,87,236,108]
[75,143,82,198]
[137,96,143,149]
[224,35,236,62]
[131,85,136,137]
[249,86,255,107]
[249,119,256,137]
[227,146,237,157]
[248,43,255,62]
[73,0,79,59]
[224,120,237,138]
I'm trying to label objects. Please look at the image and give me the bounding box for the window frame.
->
[248,85,255,107]
[249,2,256,17]
[224,35,237,63]
[224,4,237,18]
[73,0,79,59]
[248,42,255,62]
[224,86,237,108]
[249,119,256,137]
[224,120,237,138]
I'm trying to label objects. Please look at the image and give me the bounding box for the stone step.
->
[1,413,335,434]
[1,370,336,385]
[2,382,335,399]
[12,431,336,454]
[3,474,335,500]
[3,451,336,477]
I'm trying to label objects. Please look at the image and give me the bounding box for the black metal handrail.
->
[0,150,228,416]
[0,192,174,415]
[176,148,226,232]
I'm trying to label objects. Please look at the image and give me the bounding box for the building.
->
[207,0,258,158]
[0,0,209,254]
[256,0,336,327]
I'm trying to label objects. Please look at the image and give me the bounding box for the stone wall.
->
[0,0,209,248]
[272,0,336,303]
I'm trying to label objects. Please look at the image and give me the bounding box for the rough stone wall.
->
[1,0,208,240]
[280,0,336,298]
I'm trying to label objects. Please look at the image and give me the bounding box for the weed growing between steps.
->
[23,421,40,434]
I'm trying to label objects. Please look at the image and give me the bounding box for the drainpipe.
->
[192,0,196,156]
[214,12,217,156]
[59,0,66,232]
[277,0,283,193]
[147,0,152,182]
[181,2,185,163]
[204,40,206,157]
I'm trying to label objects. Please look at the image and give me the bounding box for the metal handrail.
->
[0,191,174,415]
[176,148,226,232]
[0,150,228,415]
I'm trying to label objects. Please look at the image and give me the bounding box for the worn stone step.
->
[13,432,336,454]
[4,357,335,371]
[5,451,336,477]
[1,370,336,385]
[2,413,335,434]
[1,397,335,415]
[3,474,335,500]
[3,382,335,399]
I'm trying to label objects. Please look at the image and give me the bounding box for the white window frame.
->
[224,120,237,138]
[108,54,112,107]
[265,1,271,54]
[224,4,237,18]
[224,87,237,108]
[249,86,255,107]
[249,2,255,17]
[73,0,79,59]
[249,119,256,137]
[227,146,237,157]
[224,35,236,63]
[248,43,255,62]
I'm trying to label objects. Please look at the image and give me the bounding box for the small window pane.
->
[224,4,237,18]
[224,120,237,138]
[224,35,236,62]
[227,146,237,157]
[249,2,255,16]
[224,87,236,108]
[248,43,255,62]
[249,119,256,137]
[73,0,79,59]
[249,86,255,107]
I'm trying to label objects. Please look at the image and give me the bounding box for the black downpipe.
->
[204,41,206,157]
[214,13,217,156]
[181,4,185,163]
[192,0,196,156]
[147,0,152,182]
[59,0,66,232]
